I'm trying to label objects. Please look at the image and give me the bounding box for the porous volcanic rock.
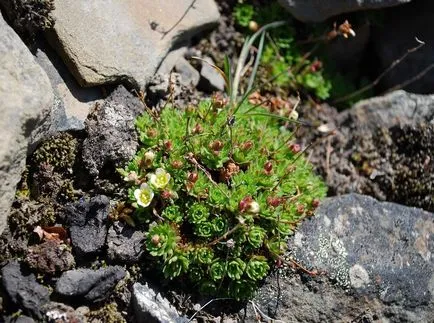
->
[82,85,143,178]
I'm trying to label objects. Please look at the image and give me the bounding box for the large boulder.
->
[0,13,53,235]
[46,0,220,89]
[302,91,434,212]
[242,194,434,322]
[277,0,411,22]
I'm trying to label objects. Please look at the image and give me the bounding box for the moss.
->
[86,303,126,323]
[32,133,78,173]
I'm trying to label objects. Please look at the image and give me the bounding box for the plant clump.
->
[120,97,326,299]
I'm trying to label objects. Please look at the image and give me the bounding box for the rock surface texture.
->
[82,86,143,178]
[303,90,434,212]
[64,195,110,256]
[1,261,50,319]
[277,0,412,22]
[242,194,434,322]
[47,0,220,89]
[55,266,126,303]
[0,13,53,235]
[132,283,186,323]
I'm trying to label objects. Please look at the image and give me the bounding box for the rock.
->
[175,58,201,87]
[42,302,86,323]
[242,194,434,322]
[1,261,50,319]
[25,240,75,274]
[6,316,35,323]
[46,0,220,89]
[157,46,188,75]
[303,91,434,212]
[82,86,143,178]
[372,0,434,93]
[33,40,104,135]
[277,0,412,22]
[132,283,187,323]
[198,56,225,92]
[55,266,126,303]
[0,13,53,235]
[107,222,145,264]
[64,195,110,256]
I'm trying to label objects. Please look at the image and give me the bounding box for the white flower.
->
[134,183,154,208]
[248,201,260,214]
[149,168,171,189]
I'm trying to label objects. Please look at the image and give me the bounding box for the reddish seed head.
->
[164,140,173,151]
[210,140,224,152]
[192,123,203,134]
[296,204,305,214]
[264,161,273,174]
[312,199,320,208]
[310,60,323,72]
[147,128,157,138]
[171,160,183,169]
[161,190,172,199]
[267,196,281,208]
[239,196,253,213]
[240,141,253,151]
[188,172,199,183]
[289,143,301,154]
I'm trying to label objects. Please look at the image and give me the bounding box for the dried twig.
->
[333,37,426,104]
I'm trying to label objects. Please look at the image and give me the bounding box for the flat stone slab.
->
[47,0,220,89]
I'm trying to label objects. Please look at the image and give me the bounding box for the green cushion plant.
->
[120,22,326,300]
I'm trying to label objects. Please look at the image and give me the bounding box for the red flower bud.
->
[289,143,301,154]
[192,123,203,134]
[312,199,320,208]
[267,196,281,208]
[240,141,253,151]
[171,160,183,169]
[188,172,199,183]
[296,204,305,214]
[161,190,172,199]
[264,161,273,175]
[209,140,224,153]
[238,196,253,213]
[164,140,173,151]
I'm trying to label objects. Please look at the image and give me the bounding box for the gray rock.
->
[157,46,188,75]
[304,91,434,211]
[277,0,412,22]
[64,195,110,256]
[198,56,225,92]
[82,86,143,177]
[46,0,220,89]
[242,194,434,322]
[1,261,50,319]
[82,85,143,178]
[33,40,104,135]
[107,222,145,264]
[55,266,126,303]
[25,240,75,274]
[372,0,434,93]
[42,302,86,323]
[175,57,201,87]
[0,13,53,235]
[132,283,187,323]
